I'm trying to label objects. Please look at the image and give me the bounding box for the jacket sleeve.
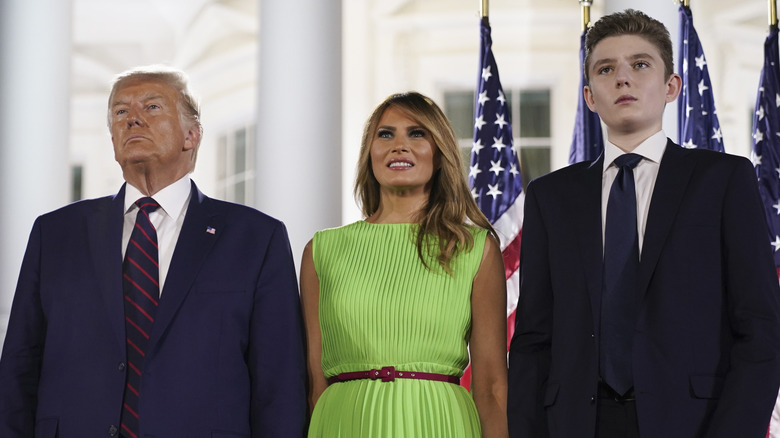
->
[0,219,44,438]
[706,158,780,437]
[248,221,308,437]
[508,182,552,438]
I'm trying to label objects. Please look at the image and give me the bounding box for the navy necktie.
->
[601,153,642,396]
[120,197,160,438]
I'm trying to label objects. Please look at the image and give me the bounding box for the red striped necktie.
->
[120,197,160,438]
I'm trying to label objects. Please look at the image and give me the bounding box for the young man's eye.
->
[634,61,649,69]
[598,67,612,75]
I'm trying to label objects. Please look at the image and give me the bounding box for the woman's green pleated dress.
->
[308,221,487,437]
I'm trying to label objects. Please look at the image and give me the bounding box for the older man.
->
[0,66,307,438]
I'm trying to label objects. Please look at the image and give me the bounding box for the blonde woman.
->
[301,92,508,437]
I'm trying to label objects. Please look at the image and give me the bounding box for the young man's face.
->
[584,34,680,140]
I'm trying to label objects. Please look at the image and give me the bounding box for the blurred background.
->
[0,0,769,345]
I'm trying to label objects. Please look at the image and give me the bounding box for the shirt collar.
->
[603,130,667,173]
[124,175,191,218]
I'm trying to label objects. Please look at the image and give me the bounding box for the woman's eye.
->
[409,129,426,138]
[377,129,392,138]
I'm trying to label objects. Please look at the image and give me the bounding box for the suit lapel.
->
[87,185,126,348]
[638,141,694,296]
[571,155,606,329]
[148,182,221,349]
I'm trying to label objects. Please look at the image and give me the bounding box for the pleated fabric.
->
[309,221,487,437]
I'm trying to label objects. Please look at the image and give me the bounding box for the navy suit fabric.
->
[508,141,780,438]
[0,182,307,438]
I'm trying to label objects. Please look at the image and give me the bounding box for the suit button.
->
[118,362,126,371]
[108,425,118,436]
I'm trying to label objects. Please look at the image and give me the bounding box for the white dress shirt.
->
[122,175,192,294]
[601,130,667,256]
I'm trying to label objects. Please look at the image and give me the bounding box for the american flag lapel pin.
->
[206,226,216,235]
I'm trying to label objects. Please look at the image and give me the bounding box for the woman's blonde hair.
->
[355,92,497,273]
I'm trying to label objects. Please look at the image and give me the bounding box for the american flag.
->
[569,30,604,165]
[462,17,524,390]
[677,4,724,152]
[751,24,780,438]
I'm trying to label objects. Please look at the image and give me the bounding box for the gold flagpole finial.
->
[770,0,778,27]
[674,0,690,6]
[481,0,489,18]
[579,1,592,32]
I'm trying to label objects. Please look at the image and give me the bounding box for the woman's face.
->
[369,106,438,196]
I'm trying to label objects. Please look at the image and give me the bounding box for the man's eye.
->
[598,67,612,75]
[635,61,649,69]
[115,109,127,115]
[148,104,161,110]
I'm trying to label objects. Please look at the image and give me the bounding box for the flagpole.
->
[579,0,592,32]
[674,0,690,6]
[770,0,777,27]
[481,0,488,18]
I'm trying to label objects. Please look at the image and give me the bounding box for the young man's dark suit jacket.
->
[508,140,780,438]
[0,181,307,438]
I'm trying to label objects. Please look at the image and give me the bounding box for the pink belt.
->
[327,366,460,385]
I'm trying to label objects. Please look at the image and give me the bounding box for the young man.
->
[0,66,307,437]
[508,9,780,438]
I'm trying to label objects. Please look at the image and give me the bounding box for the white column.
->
[602,1,679,135]
[0,1,72,348]
[256,0,342,265]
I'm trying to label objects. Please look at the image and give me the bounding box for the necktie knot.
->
[614,153,642,170]
[135,197,160,215]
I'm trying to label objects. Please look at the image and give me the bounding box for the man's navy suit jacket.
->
[508,141,780,437]
[0,181,307,437]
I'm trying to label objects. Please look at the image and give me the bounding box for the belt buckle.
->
[369,366,396,382]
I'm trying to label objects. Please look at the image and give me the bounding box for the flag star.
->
[682,139,697,149]
[509,163,520,176]
[682,57,688,74]
[472,138,484,154]
[686,104,693,118]
[486,183,502,199]
[492,136,507,152]
[477,90,490,106]
[775,166,780,178]
[469,163,482,179]
[497,90,506,106]
[495,113,508,129]
[757,105,766,121]
[474,114,486,131]
[470,187,479,200]
[711,128,723,143]
[776,93,780,108]
[695,54,707,70]
[772,236,780,252]
[489,160,505,176]
[773,200,780,215]
[752,151,762,167]
[754,129,765,144]
[697,79,709,96]
[481,66,492,82]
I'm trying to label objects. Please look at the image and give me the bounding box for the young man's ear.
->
[584,85,597,113]
[665,74,682,103]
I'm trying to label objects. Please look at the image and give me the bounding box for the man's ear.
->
[183,124,202,152]
[584,85,597,113]
[665,73,682,103]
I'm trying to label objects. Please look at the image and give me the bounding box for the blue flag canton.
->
[752,26,780,266]
[569,31,604,165]
[469,23,524,223]
[678,6,724,152]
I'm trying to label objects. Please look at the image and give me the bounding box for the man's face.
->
[584,34,680,138]
[110,79,198,177]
